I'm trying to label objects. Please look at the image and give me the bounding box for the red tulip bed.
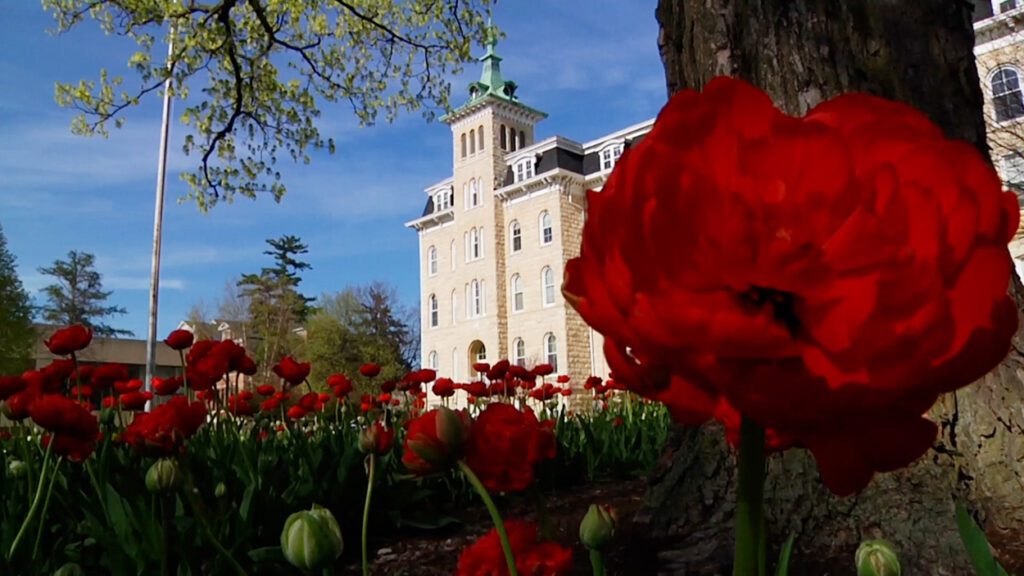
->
[0,326,671,576]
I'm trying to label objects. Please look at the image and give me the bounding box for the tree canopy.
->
[45,0,496,210]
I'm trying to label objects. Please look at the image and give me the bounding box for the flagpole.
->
[144,21,176,401]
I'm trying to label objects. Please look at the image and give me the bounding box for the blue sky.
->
[0,2,667,339]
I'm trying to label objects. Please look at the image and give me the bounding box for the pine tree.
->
[37,250,133,338]
[0,223,35,374]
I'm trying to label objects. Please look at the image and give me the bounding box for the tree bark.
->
[647,1,1024,574]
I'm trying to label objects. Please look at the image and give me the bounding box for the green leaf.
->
[775,534,795,576]
[239,484,256,523]
[955,502,1009,576]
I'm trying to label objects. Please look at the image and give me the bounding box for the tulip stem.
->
[182,464,248,576]
[361,454,376,576]
[733,416,767,576]
[589,549,606,576]
[31,456,62,561]
[8,440,52,562]
[457,460,518,576]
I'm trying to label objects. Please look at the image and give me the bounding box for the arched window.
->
[451,290,458,324]
[472,280,483,317]
[428,246,438,276]
[450,240,457,271]
[463,182,469,208]
[427,350,438,370]
[500,125,508,150]
[510,129,518,152]
[470,178,480,207]
[510,221,522,253]
[470,228,481,260]
[993,67,1024,122]
[460,133,467,158]
[478,125,484,151]
[463,231,470,262]
[476,343,487,363]
[519,130,526,148]
[542,267,556,306]
[428,294,438,327]
[511,274,524,312]
[544,333,557,371]
[513,338,526,366]
[540,211,553,245]
[469,128,476,154]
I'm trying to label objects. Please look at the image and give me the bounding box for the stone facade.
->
[406,38,652,405]
[975,2,1024,275]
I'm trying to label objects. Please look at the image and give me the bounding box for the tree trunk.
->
[646,1,1024,574]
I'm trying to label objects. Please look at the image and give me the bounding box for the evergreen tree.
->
[0,223,35,374]
[37,250,133,338]
[238,235,313,380]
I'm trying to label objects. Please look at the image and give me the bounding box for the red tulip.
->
[273,356,310,387]
[359,363,381,378]
[256,384,276,396]
[44,325,92,356]
[402,407,469,474]
[163,329,194,351]
[457,520,573,576]
[464,403,556,492]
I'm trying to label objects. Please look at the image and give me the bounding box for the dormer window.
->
[433,189,452,211]
[514,158,534,182]
[601,143,624,171]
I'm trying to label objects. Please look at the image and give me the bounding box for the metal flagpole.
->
[144,21,176,400]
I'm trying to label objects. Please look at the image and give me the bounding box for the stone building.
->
[405,35,652,389]
[974,0,1024,274]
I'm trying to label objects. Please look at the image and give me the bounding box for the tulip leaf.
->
[955,502,1009,576]
[248,545,285,564]
[239,484,256,523]
[775,534,796,576]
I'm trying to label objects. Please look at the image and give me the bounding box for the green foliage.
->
[238,235,313,381]
[0,223,35,375]
[36,250,132,338]
[44,0,497,211]
[306,282,415,389]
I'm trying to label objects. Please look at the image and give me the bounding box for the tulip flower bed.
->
[0,326,671,575]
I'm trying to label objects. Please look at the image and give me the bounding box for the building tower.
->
[406,28,547,382]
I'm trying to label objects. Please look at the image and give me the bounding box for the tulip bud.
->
[280,504,344,571]
[52,562,84,576]
[358,421,395,455]
[145,458,182,494]
[215,482,227,498]
[856,539,901,576]
[579,504,617,550]
[8,459,27,478]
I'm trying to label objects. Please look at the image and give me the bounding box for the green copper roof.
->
[441,23,547,123]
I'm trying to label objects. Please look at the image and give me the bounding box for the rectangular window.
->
[514,291,523,312]
[542,227,553,244]
[1002,154,1024,207]
[1001,0,1018,13]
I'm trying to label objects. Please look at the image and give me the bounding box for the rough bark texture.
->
[646,1,1024,574]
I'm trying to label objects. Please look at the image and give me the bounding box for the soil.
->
[341,477,668,575]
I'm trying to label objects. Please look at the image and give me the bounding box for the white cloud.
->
[104,275,186,291]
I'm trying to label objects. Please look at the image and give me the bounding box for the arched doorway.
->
[468,340,487,377]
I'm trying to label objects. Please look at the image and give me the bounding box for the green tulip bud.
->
[8,459,27,478]
[856,539,901,576]
[579,504,617,551]
[215,481,227,498]
[99,408,116,426]
[145,458,182,494]
[280,504,344,571]
[52,562,84,576]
